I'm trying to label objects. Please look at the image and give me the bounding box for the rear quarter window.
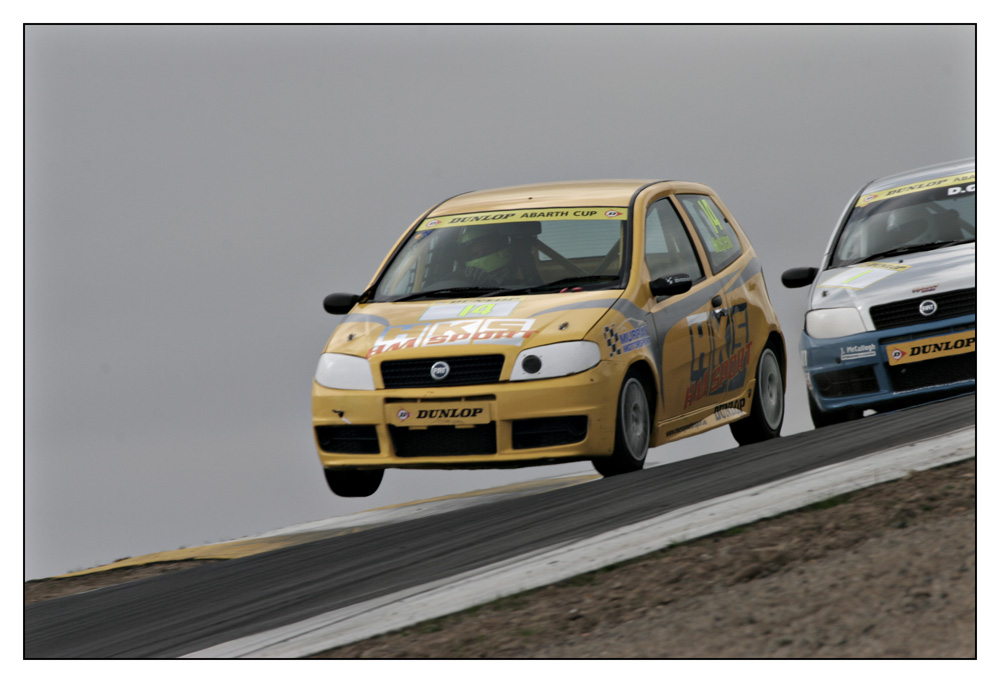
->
[677,194,743,273]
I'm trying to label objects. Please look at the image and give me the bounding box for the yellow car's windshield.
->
[372,208,629,301]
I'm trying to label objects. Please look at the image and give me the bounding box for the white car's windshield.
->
[372,208,629,301]
[830,183,975,268]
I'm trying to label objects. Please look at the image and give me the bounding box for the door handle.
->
[711,294,727,319]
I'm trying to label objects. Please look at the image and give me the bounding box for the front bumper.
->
[801,314,975,415]
[312,361,625,469]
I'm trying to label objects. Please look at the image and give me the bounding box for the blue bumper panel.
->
[801,314,975,413]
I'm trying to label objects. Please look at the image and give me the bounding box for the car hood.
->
[323,290,624,360]
[809,243,975,317]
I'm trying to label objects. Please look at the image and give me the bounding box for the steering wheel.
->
[423,277,474,290]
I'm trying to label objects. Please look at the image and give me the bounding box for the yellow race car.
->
[313,180,786,496]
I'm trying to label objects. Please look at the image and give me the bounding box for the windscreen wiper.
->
[856,239,975,265]
[390,287,502,302]
[490,275,622,296]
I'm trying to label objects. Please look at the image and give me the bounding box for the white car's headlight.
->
[314,353,375,390]
[510,341,601,382]
[805,307,867,339]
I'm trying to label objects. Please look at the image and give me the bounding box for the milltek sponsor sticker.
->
[368,318,538,358]
[885,330,975,366]
[841,344,876,361]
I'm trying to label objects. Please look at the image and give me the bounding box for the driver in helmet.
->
[458,226,517,287]
[885,204,932,245]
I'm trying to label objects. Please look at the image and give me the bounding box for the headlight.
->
[509,341,601,381]
[314,353,375,390]
[805,307,867,339]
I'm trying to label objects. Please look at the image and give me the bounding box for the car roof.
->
[428,179,687,216]
[862,158,975,194]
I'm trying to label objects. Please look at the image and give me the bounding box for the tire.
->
[593,372,651,477]
[808,392,862,428]
[730,344,784,445]
[324,468,384,497]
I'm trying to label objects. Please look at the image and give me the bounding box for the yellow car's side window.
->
[644,198,704,283]
[677,194,743,273]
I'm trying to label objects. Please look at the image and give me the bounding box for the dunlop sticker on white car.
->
[856,172,976,207]
[885,330,976,366]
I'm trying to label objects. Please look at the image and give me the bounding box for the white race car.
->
[783,158,975,427]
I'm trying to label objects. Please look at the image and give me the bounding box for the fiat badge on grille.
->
[430,361,450,380]
[919,299,938,317]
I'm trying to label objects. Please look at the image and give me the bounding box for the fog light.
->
[521,355,542,374]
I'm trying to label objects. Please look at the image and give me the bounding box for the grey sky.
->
[25,25,974,579]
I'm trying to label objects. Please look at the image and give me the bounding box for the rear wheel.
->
[808,393,862,428]
[593,372,651,477]
[324,468,384,497]
[730,344,784,445]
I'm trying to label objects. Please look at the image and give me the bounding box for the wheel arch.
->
[625,358,659,416]
[765,330,787,388]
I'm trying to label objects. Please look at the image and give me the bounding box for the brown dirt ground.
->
[25,459,976,658]
[320,458,976,658]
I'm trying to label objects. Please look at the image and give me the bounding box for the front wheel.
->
[324,468,384,497]
[730,345,784,445]
[593,373,651,477]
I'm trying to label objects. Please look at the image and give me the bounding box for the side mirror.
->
[323,293,360,314]
[649,274,693,297]
[781,267,818,289]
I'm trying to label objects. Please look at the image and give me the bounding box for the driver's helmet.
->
[886,204,930,230]
[459,226,510,272]
[885,204,932,245]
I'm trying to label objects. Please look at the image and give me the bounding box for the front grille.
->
[888,353,976,392]
[813,366,880,398]
[315,425,380,454]
[389,423,497,457]
[512,416,588,449]
[381,355,505,388]
[880,321,975,347]
[870,288,975,330]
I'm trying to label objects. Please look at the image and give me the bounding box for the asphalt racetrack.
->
[24,394,975,658]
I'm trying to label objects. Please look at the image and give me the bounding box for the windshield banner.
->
[419,207,628,230]
[856,172,976,208]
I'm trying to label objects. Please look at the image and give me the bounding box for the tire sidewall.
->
[730,342,785,445]
[757,347,784,433]
[618,375,650,465]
